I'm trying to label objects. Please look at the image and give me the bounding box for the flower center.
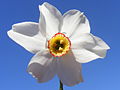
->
[48,33,71,57]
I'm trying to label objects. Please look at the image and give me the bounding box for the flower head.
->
[7,2,110,86]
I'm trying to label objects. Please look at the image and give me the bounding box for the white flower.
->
[7,2,110,86]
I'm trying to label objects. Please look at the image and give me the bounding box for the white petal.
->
[71,33,110,49]
[72,49,101,63]
[57,51,83,86]
[27,50,57,83]
[39,2,62,39]
[71,33,95,49]
[7,22,46,53]
[92,36,110,49]
[39,11,46,37]
[71,33,110,63]
[61,10,90,38]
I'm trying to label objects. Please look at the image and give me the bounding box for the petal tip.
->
[107,45,110,50]
[7,30,12,38]
[43,2,49,5]
[39,2,50,8]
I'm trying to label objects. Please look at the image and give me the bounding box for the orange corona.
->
[48,33,71,57]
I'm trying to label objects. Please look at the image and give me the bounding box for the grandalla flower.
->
[7,2,110,86]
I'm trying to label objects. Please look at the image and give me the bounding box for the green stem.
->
[59,80,63,90]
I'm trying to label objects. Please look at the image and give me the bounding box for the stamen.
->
[59,47,63,51]
[60,40,64,44]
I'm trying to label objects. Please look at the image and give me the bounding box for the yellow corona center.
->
[48,33,71,57]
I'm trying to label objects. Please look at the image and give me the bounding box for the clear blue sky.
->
[0,0,119,90]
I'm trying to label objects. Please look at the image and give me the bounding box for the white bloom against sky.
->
[7,2,110,86]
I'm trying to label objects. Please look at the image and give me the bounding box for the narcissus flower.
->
[7,2,110,86]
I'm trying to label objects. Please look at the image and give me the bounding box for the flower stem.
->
[59,80,63,90]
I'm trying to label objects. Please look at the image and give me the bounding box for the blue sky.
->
[0,0,119,90]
